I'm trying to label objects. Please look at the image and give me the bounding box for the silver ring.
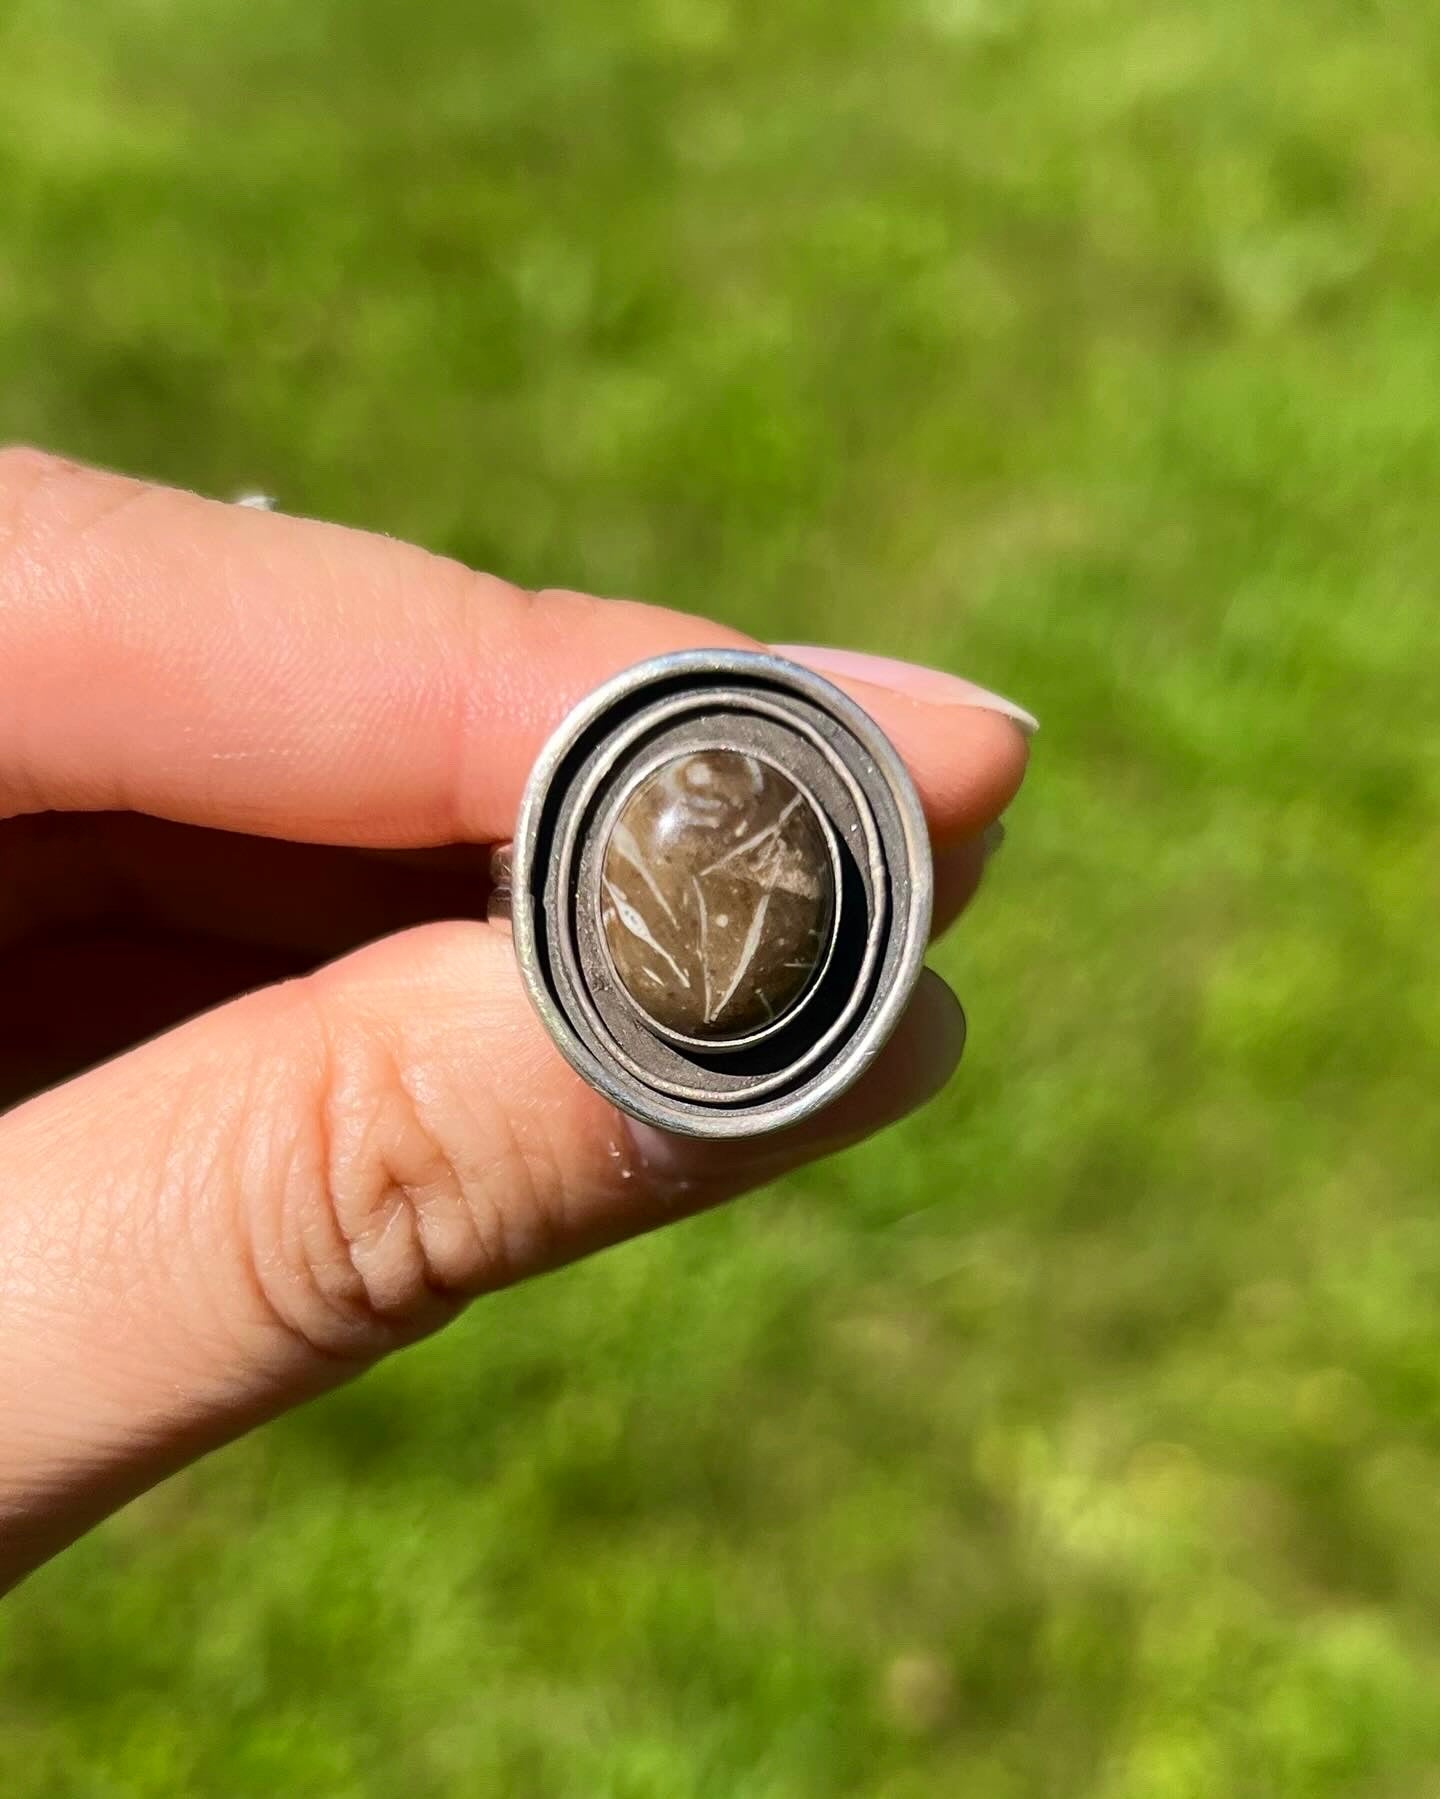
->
[491,649,935,1139]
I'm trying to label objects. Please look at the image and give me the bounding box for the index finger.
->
[0,449,1030,847]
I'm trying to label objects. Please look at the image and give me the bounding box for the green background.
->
[2,0,1438,1792]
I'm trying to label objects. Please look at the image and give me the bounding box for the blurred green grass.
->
[2,0,1439,1791]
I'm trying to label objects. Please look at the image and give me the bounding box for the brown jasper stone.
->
[599,751,835,1041]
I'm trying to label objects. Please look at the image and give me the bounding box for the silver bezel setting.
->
[510,649,934,1138]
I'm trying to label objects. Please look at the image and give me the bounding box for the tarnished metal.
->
[507,649,934,1138]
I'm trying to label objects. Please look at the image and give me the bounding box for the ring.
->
[489,649,937,1138]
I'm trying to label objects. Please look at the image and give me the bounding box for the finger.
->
[0,450,1030,848]
[0,923,960,1588]
[931,836,987,939]
[772,645,1036,852]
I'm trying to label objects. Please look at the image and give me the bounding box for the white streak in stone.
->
[700,794,802,876]
[691,875,712,1024]
[608,822,676,924]
[710,886,773,1024]
[603,878,691,989]
[659,763,725,822]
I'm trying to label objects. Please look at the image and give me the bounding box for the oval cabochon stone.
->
[599,750,835,1041]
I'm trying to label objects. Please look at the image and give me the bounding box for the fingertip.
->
[907,705,1030,849]
[885,966,967,1113]
[771,647,1031,849]
[931,836,989,937]
[773,644,1039,736]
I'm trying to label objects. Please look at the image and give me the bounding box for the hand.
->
[0,449,1031,1590]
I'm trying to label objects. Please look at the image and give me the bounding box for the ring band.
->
[496,649,936,1138]
[487,842,514,925]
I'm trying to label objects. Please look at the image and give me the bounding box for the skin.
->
[0,447,1029,1592]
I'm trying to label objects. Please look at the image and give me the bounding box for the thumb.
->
[0,920,962,1588]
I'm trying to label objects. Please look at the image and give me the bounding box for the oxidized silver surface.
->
[507,649,934,1138]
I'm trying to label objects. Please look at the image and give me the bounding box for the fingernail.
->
[624,1121,718,1191]
[620,1119,788,1208]
[774,645,1039,736]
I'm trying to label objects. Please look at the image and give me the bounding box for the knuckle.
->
[252,981,565,1360]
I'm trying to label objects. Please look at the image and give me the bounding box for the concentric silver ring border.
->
[511,648,934,1139]
[552,688,889,1104]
